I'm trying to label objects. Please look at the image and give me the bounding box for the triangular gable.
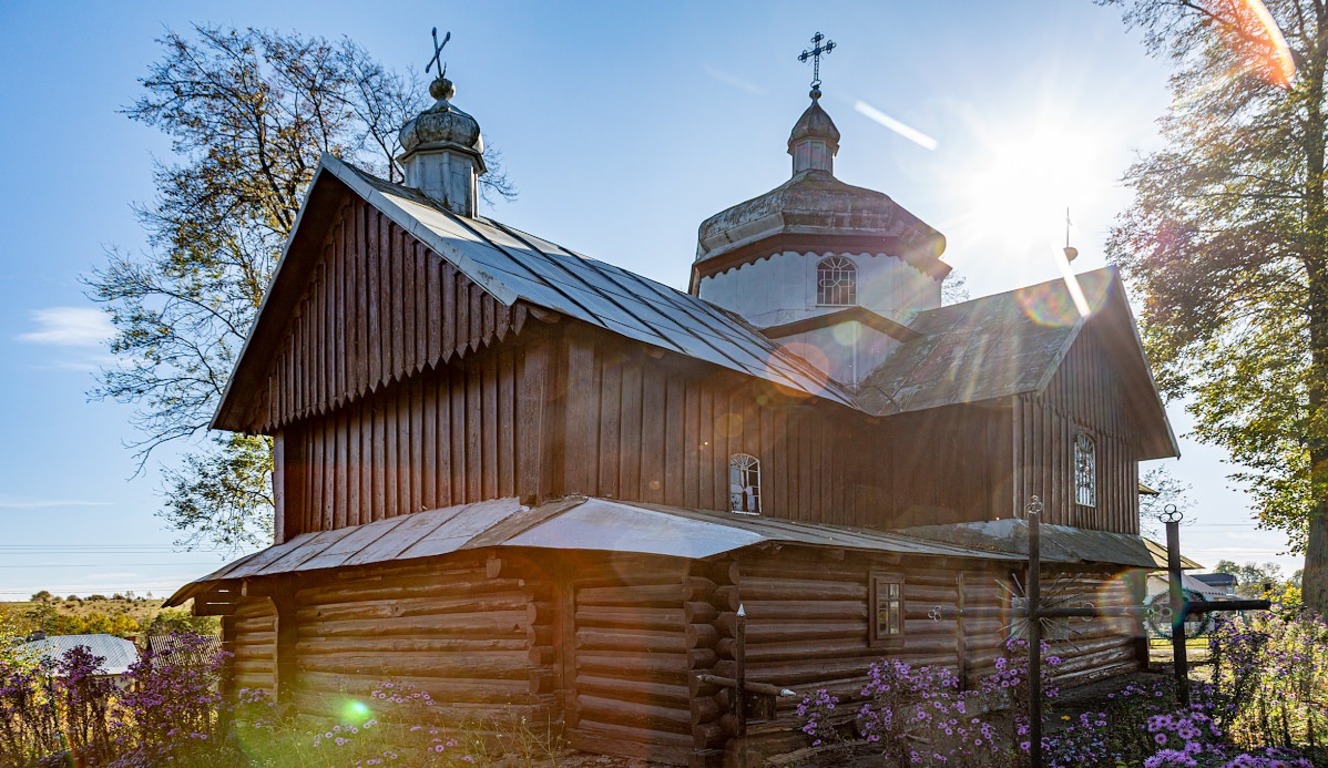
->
[856,268,1177,458]
[215,156,858,432]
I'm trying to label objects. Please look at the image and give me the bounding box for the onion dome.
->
[398,77,486,167]
[787,99,840,171]
[397,76,487,217]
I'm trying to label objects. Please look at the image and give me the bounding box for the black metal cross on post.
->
[427,27,451,79]
[798,32,836,97]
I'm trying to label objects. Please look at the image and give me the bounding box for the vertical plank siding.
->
[281,343,544,537]
[1014,327,1143,533]
[258,197,528,434]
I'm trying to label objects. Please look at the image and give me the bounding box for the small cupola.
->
[788,95,840,175]
[398,69,487,217]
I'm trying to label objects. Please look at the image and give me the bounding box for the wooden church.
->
[167,41,1178,765]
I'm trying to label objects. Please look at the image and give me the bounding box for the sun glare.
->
[960,121,1100,256]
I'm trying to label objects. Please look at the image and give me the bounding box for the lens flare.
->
[342,699,371,722]
[1242,0,1295,88]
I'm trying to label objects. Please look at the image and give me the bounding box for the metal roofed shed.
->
[20,634,139,677]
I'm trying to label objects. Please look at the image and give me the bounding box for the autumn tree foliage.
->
[1104,0,1328,612]
[87,26,513,549]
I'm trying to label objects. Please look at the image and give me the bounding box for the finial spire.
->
[426,28,454,101]
[798,32,836,100]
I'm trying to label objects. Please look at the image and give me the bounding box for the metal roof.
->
[20,634,139,676]
[856,270,1117,416]
[898,518,1166,569]
[166,496,1023,606]
[327,157,859,409]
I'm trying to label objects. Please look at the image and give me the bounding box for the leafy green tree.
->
[1104,0,1328,613]
[88,26,514,550]
[1214,559,1287,597]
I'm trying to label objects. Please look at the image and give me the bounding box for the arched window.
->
[729,453,761,515]
[1074,433,1096,507]
[816,256,857,306]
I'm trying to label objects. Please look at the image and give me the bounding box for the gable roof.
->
[214,156,858,429]
[217,156,1174,457]
[855,267,1177,459]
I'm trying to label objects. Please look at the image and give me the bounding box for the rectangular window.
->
[1074,432,1096,507]
[870,573,904,646]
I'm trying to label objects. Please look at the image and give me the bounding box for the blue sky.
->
[0,1,1298,600]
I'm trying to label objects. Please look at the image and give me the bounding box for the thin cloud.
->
[17,307,114,347]
[854,100,939,150]
[703,64,767,95]
[0,495,112,509]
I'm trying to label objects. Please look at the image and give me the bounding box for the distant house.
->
[1192,572,1238,595]
[20,633,139,685]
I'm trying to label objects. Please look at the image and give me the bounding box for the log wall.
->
[714,550,1143,759]
[1015,326,1142,533]
[563,555,699,766]
[228,597,278,698]
[287,553,556,724]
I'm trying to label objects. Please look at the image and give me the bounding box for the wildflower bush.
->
[0,632,557,767]
[799,612,1328,767]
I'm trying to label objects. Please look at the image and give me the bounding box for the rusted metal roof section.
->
[326,157,859,409]
[165,496,1025,606]
[1142,537,1203,570]
[897,518,1162,569]
[856,270,1116,416]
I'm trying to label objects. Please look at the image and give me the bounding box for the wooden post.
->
[1162,505,1189,707]
[734,603,748,768]
[1027,497,1043,768]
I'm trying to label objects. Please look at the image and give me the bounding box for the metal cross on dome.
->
[427,27,451,79]
[798,32,836,95]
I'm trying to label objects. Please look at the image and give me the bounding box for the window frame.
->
[869,571,905,647]
[728,453,762,515]
[1073,432,1096,508]
[816,255,858,307]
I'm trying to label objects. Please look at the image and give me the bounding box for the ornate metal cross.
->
[427,27,451,78]
[798,32,836,90]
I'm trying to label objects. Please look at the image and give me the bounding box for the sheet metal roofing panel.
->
[898,518,1159,569]
[167,496,1033,604]
[504,498,766,559]
[857,269,1119,416]
[327,158,858,409]
[622,502,1025,561]
[23,634,140,676]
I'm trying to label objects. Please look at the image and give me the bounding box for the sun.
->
[952,115,1114,261]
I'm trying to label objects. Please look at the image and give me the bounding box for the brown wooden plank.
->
[426,246,443,366]
[437,370,453,507]
[597,350,622,500]
[564,337,598,495]
[442,264,458,361]
[453,366,469,503]
[518,344,549,500]
[663,374,685,507]
[498,348,516,498]
[618,358,643,501]
[389,213,405,382]
[466,363,483,501]
[483,351,499,498]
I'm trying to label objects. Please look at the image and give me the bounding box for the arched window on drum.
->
[816,256,857,306]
